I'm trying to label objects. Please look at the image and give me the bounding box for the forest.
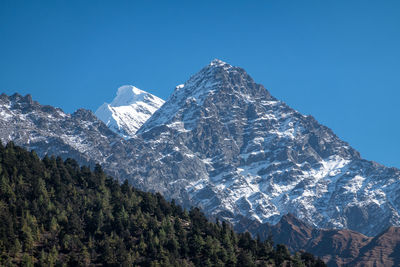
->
[0,142,326,266]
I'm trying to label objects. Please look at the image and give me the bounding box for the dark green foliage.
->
[0,142,326,266]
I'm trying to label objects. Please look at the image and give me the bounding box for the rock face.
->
[95,85,164,138]
[0,92,143,181]
[0,93,118,165]
[307,229,371,267]
[351,227,400,267]
[1,60,400,238]
[253,215,400,267]
[137,59,400,236]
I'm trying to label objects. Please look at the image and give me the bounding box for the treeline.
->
[0,142,326,266]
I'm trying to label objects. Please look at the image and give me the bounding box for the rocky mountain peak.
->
[1,93,63,116]
[0,92,125,171]
[184,59,271,98]
[137,60,397,237]
[8,93,34,105]
[2,60,400,239]
[139,60,273,134]
[209,58,228,66]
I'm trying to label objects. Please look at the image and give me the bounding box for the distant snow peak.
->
[111,85,145,106]
[117,84,142,95]
[95,85,164,139]
[4,60,400,238]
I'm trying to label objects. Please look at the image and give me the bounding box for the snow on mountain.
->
[0,93,127,166]
[2,60,400,237]
[138,59,400,236]
[95,85,164,138]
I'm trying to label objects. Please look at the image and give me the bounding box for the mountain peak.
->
[111,85,148,107]
[205,58,235,74]
[209,58,230,67]
[184,59,262,97]
[139,60,274,134]
[186,59,236,86]
[95,85,164,138]
[117,84,143,95]
[3,60,400,241]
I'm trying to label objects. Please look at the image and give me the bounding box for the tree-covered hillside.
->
[0,142,325,266]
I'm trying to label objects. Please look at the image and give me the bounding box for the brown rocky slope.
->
[250,214,400,267]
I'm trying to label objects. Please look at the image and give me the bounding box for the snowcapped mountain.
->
[95,85,164,138]
[137,59,400,236]
[0,92,140,178]
[1,60,400,237]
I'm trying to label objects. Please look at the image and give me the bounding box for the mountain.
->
[1,60,400,238]
[0,142,326,266]
[351,227,400,267]
[252,215,400,267]
[0,92,145,182]
[135,59,400,236]
[0,92,121,166]
[95,85,164,138]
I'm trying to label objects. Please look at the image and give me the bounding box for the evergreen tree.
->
[0,142,326,267]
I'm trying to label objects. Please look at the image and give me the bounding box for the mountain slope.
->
[351,227,400,267]
[0,92,147,182]
[95,85,164,138]
[0,142,325,266]
[252,215,400,267]
[0,93,121,166]
[135,59,400,236]
[1,60,400,237]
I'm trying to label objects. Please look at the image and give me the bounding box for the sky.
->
[0,0,399,167]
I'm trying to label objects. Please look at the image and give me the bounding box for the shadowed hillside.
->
[0,142,325,266]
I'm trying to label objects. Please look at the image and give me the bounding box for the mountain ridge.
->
[0,142,327,266]
[253,214,400,267]
[1,60,400,237]
[135,60,400,236]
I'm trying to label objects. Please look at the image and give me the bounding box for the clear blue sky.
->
[1,1,399,167]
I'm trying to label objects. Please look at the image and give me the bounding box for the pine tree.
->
[0,143,326,267]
